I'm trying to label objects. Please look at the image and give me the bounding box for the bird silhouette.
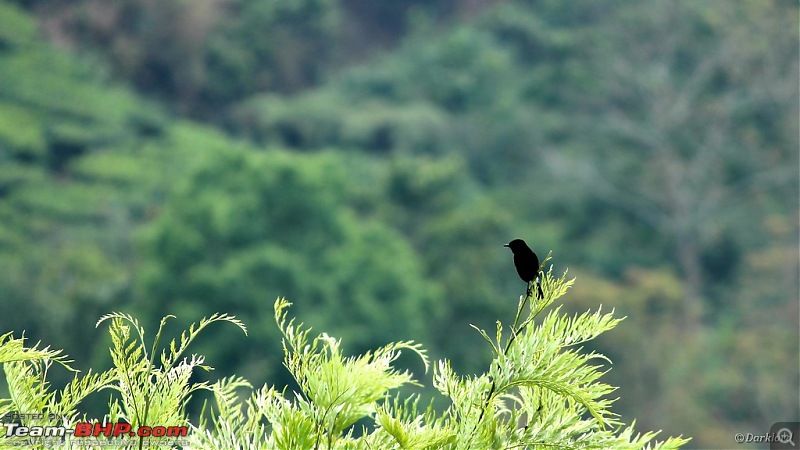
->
[504,239,543,299]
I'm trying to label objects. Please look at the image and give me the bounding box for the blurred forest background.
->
[0,0,797,447]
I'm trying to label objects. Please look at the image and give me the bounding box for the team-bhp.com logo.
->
[3,422,188,438]
[77,422,187,438]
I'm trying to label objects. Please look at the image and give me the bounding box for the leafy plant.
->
[191,260,688,449]
[0,262,689,449]
[0,314,246,450]
[97,312,247,450]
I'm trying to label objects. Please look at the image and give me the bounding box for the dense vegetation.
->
[0,272,690,449]
[0,0,797,448]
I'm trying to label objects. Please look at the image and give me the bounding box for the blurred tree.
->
[545,0,798,324]
[136,148,439,386]
[26,0,341,118]
[540,2,799,446]
[203,0,342,110]
[0,1,167,378]
[370,155,518,373]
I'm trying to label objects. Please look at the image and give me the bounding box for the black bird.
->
[504,239,544,299]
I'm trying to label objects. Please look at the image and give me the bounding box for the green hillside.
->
[0,1,797,447]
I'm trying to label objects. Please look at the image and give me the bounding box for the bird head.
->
[504,239,530,253]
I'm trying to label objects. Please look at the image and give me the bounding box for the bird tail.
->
[526,279,544,300]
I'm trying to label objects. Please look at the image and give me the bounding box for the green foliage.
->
[0,332,109,446]
[96,312,247,438]
[0,271,688,449]
[205,0,342,99]
[0,332,73,368]
[273,297,427,447]
[0,2,37,48]
[0,313,245,450]
[0,1,796,448]
[137,148,439,385]
[233,91,451,155]
[191,271,688,448]
[19,0,343,116]
[0,1,172,383]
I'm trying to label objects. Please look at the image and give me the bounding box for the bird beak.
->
[503,244,509,247]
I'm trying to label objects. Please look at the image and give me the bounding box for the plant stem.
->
[476,282,534,424]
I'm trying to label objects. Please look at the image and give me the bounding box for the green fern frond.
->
[95,310,247,450]
[374,394,455,449]
[96,312,149,355]
[0,332,75,371]
[48,369,116,423]
[468,323,499,357]
[203,375,252,430]
[273,298,432,447]
[4,360,54,422]
[161,313,247,370]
